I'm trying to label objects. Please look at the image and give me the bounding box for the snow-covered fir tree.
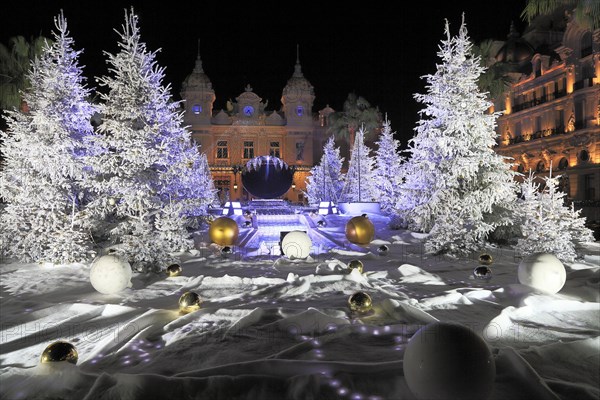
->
[374,116,405,214]
[340,127,378,202]
[398,16,517,256]
[87,9,205,269]
[305,136,345,205]
[160,142,216,223]
[516,169,594,262]
[0,13,98,264]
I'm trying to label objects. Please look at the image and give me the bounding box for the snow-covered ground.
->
[1,214,599,400]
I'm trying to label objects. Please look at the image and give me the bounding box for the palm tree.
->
[473,39,513,101]
[521,0,600,30]
[327,92,382,157]
[0,35,50,111]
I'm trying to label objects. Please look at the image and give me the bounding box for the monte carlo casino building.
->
[180,51,335,203]
[491,12,599,221]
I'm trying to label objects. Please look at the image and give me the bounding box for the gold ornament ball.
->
[348,291,373,313]
[473,266,493,280]
[479,253,493,265]
[40,341,78,365]
[345,216,375,245]
[166,264,182,277]
[209,217,239,246]
[179,291,202,314]
[108,197,116,206]
[348,259,364,274]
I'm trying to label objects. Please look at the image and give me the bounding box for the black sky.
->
[2,1,528,145]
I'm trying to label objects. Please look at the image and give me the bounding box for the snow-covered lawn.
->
[1,215,599,399]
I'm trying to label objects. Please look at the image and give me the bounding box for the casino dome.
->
[282,47,314,98]
[182,54,213,91]
[495,22,535,64]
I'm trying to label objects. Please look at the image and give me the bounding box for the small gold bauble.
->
[40,341,78,364]
[479,253,493,265]
[108,197,116,206]
[345,216,375,245]
[209,217,239,246]
[179,291,201,313]
[348,291,372,313]
[348,259,364,274]
[166,264,182,277]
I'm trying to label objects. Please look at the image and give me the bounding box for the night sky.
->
[2,1,529,146]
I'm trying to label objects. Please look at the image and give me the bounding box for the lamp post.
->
[290,166,297,191]
[232,165,243,196]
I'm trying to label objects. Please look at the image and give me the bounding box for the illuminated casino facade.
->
[490,12,599,220]
[180,50,335,202]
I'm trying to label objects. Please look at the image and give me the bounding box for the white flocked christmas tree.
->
[516,168,594,262]
[0,12,98,264]
[398,16,517,255]
[87,8,209,269]
[305,136,345,205]
[374,116,405,215]
[340,127,379,203]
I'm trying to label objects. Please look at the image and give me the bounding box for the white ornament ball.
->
[281,231,312,259]
[403,322,496,400]
[517,252,566,294]
[89,255,133,295]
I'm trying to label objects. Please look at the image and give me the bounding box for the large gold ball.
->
[348,259,364,274]
[209,217,239,246]
[479,253,493,265]
[179,291,201,314]
[166,263,182,277]
[348,291,372,313]
[345,216,375,245]
[40,341,78,364]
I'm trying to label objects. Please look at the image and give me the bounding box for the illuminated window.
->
[243,141,254,159]
[216,141,228,159]
[269,141,280,158]
[296,105,304,116]
[192,104,202,114]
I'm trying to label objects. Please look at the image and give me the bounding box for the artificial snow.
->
[1,214,598,400]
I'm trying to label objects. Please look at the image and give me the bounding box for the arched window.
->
[558,157,569,170]
[536,160,545,172]
[581,32,592,58]
[517,164,525,173]
[579,149,590,162]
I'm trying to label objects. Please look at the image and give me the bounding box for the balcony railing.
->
[506,126,567,145]
[512,90,567,112]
